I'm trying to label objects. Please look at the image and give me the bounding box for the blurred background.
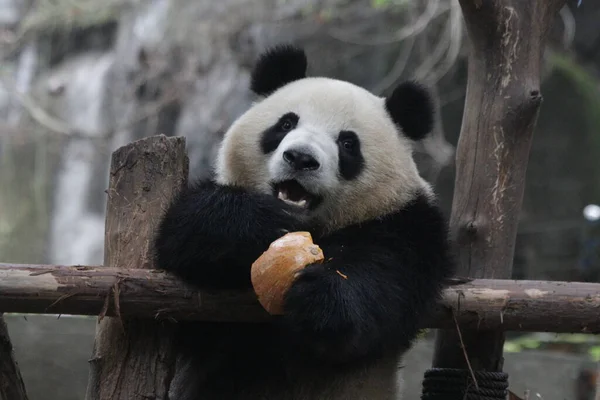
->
[1,0,600,399]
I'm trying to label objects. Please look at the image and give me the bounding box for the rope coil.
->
[420,368,509,400]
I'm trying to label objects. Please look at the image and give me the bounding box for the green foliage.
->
[548,52,600,141]
[590,346,600,361]
[504,332,600,361]
[504,335,542,353]
[371,0,389,8]
[415,328,430,340]
[370,0,410,9]
[546,51,600,198]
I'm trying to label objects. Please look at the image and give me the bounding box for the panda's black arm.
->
[281,197,453,366]
[152,180,310,289]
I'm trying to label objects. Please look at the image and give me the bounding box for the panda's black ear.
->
[385,81,435,141]
[250,44,307,97]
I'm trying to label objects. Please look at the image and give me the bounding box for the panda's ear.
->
[250,44,307,97]
[385,81,435,141]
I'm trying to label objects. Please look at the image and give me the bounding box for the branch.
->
[327,0,449,45]
[0,314,29,400]
[0,263,599,333]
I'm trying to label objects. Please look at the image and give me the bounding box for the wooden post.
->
[85,135,188,400]
[431,0,567,373]
[432,0,568,374]
[0,314,29,400]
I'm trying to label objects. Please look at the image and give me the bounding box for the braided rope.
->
[420,368,509,400]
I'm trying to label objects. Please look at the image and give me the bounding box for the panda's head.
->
[215,44,436,231]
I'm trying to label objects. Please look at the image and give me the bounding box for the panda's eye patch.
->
[260,112,299,154]
[337,130,364,180]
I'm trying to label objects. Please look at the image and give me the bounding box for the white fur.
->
[215,77,433,233]
[268,127,340,196]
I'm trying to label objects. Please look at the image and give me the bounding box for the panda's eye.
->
[280,119,294,131]
[338,131,360,154]
[342,139,354,150]
[274,113,299,133]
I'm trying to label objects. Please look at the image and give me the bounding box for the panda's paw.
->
[275,206,313,233]
[280,204,312,221]
[281,264,377,365]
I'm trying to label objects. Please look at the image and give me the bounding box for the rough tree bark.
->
[0,314,29,400]
[85,135,188,400]
[432,0,568,372]
[0,263,270,323]
[1,263,600,333]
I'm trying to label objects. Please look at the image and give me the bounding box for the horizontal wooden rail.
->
[1,263,599,333]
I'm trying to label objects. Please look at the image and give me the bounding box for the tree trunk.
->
[85,135,188,400]
[432,0,567,372]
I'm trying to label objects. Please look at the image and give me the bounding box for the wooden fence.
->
[1,261,599,333]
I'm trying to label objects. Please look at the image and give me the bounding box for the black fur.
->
[281,193,453,366]
[153,181,455,397]
[337,130,364,180]
[385,81,435,141]
[260,112,299,154]
[250,44,307,97]
[153,180,310,289]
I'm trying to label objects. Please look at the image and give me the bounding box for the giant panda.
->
[153,44,455,400]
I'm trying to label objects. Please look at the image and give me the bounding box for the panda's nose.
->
[283,149,320,171]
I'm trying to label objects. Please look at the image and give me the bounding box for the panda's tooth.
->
[298,200,307,207]
[278,191,287,201]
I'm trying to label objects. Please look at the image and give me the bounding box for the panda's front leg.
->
[153,179,312,290]
[280,239,418,367]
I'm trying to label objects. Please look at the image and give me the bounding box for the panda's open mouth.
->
[272,180,322,210]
